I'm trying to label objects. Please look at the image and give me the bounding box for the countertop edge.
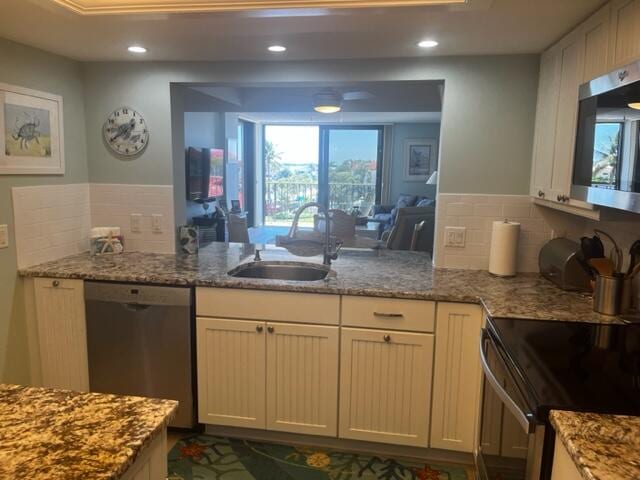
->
[550,410,597,480]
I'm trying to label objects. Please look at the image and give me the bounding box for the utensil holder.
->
[593,274,624,316]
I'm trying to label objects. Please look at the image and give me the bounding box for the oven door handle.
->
[480,330,536,434]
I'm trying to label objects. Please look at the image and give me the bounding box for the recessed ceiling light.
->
[268,45,287,53]
[418,40,439,48]
[127,45,147,54]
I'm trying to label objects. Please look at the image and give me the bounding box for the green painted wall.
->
[0,38,88,383]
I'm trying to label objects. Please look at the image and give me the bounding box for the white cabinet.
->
[583,5,611,82]
[551,434,583,480]
[31,277,89,392]
[430,303,483,453]
[266,322,339,436]
[339,327,434,447]
[196,317,266,429]
[608,0,640,69]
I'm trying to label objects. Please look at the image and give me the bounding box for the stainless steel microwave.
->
[572,62,640,213]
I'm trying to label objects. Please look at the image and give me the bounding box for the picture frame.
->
[0,82,65,175]
[403,138,438,182]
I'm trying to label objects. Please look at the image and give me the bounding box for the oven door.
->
[475,328,545,480]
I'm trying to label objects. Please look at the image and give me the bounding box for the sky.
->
[264,125,379,165]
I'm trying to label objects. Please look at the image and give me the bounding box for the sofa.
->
[370,194,436,239]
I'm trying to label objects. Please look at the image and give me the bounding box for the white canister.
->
[488,220,520,277]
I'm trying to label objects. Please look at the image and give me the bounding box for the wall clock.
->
[103,106,149,156]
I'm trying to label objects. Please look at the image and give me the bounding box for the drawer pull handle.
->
[267,326,274,334]
[373,312,403,318]
[256,325,263,333]
[383,334,392,343]
[52,280,60,287]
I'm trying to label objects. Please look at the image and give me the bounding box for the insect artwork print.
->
[4,103,52,157]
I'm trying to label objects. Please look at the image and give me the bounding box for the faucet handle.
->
[254,249,262,262]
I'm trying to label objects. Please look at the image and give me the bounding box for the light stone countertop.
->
[0,384,177,480]
[19,242,621,324]
[550,410,640,480]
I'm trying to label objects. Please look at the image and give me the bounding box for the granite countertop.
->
[19,242,620,324]
[0,384,177,480]
[550,410,640,480]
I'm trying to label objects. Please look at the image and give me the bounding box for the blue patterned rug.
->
[168,434,472,480]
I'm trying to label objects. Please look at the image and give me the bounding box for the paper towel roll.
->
[488,220,520,277]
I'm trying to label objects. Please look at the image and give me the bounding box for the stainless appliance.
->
[538,238,592,292]
[573,61,640,213]
[476,316,640,480]
[85,282,195,428]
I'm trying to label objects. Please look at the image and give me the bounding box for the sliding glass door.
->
[263,124,383,225]
[320,126,383,216]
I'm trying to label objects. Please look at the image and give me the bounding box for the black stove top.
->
[489,317,640,418]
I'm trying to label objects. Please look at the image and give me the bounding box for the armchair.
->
[384,205,435,254]
[370,194,435,239]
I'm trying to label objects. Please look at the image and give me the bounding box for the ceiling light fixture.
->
[268,45,287,53]
[313,91,342,114]
[127,45,147,53]
[418,40,439,48]
[629,102,640,110]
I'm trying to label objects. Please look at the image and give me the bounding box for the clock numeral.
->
[123,108,128,114]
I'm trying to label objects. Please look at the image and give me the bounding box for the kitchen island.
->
[20,241,619,324]
[0,384,177,480]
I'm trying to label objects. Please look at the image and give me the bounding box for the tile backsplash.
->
[12,183,175,268]
[12,184,91,269]
[434,194,553,272]
[90,184,175,255]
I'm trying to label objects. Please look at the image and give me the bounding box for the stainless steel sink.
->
[228,261,332,281]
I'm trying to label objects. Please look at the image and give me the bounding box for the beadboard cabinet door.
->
[196,317,266,429]
[583,4,611,82]
[265,322,339,437]
[339,327,434,447]
[33,277,89,392]
[430,303,483,453]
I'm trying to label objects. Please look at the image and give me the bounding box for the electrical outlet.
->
[130,214,143,233]
[0,224,8,249]
[151,214,163,233]
[444,226,466,247]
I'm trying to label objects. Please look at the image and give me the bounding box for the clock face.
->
[103,107,149,156]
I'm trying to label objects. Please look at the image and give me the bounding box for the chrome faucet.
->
[288,202,342,265]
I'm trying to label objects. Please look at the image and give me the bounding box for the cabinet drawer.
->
[341,296,435,332]
[196,288,340,325]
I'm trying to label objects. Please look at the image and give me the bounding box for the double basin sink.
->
[228,261,332,282]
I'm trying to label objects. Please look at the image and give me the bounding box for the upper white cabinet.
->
[430,303,483,453]
[608,0,640,69]
[529,0,640,218]
[30,277,89,392]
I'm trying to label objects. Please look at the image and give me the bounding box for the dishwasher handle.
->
[122,303,152,312]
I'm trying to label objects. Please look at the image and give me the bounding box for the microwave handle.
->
[480,329,536,434]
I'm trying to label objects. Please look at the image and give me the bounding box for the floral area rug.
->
[168,434,472,480]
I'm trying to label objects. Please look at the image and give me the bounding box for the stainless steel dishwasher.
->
[85,281,195,428]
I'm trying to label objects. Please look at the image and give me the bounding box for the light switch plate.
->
[130,214,143,233]
[444,226,466,247]
[0,224,8,249]
[151,214,163,233]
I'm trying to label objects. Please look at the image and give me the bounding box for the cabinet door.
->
[266,322,339,436]
[430,303,483,453]
[339,328,434,447]
[196,317,266,428]
[33,278,89,392]
[550,30,585,201]
[609,0,640,69]
[531,47,562,199]
[583,4,611,82]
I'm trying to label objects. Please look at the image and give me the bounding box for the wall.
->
[0,37,88,384]
[80,55,540,228]
[389,122,441,200]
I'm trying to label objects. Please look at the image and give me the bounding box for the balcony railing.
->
[264,181,376,225]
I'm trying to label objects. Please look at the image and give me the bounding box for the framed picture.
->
[403,138,438,182]
[0,83,64,175]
